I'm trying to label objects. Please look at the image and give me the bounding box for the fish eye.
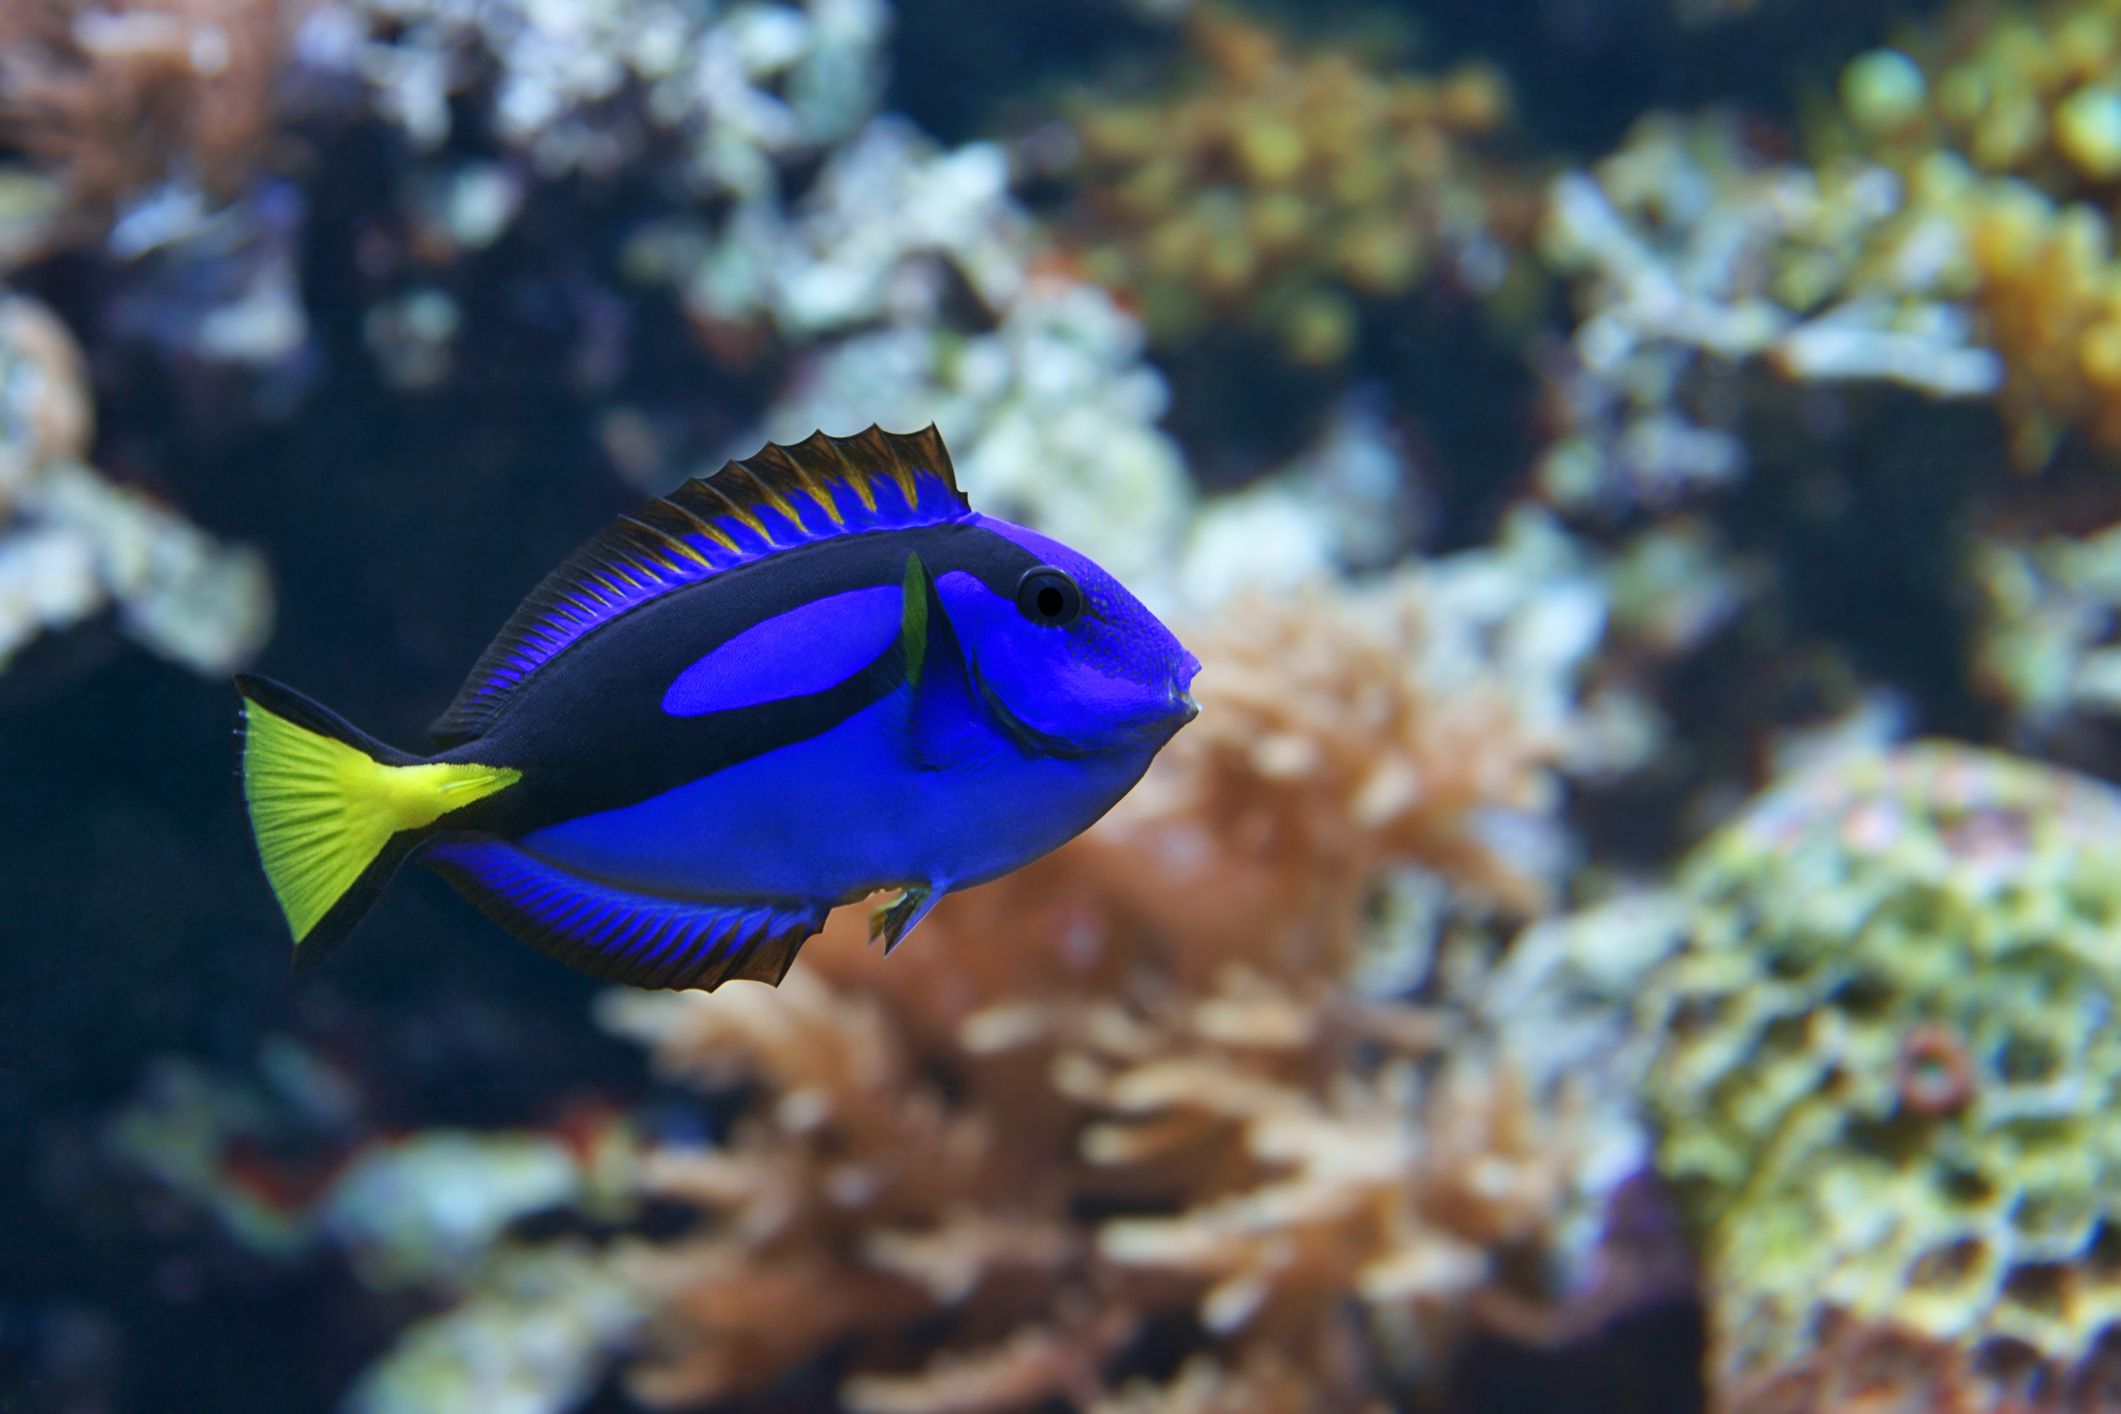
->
[1015,566,1083,627]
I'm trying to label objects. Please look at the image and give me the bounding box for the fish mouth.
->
[1143,685,1199,736]
[1170,649,1202,726]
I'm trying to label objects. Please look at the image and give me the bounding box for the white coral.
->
[0,293,269,674]
[302,0,887,193]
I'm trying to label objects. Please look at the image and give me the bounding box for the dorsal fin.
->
[429,425,970,746]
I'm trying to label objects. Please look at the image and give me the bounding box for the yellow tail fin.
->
[236,675,520,954]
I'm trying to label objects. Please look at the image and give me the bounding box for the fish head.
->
[945,517,1200,760]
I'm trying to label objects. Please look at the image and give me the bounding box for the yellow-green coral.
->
[1960,179,2121,466]
[1826,0,2121,465]
[1644,744,2121,1405]
[1060,6,1523,367]
[1831,5,2121,188]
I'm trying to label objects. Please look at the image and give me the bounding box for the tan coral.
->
[1961,180,2121,466]
[587,569,1585,1411]
[600,971,1077,1407]
[1093,1351,1353,1414]
[0,0,291,213]
[1088,578,1563,967]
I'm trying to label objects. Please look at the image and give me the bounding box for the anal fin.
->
[423,838,828,991]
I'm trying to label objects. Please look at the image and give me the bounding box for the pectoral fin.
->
[892,552,1093,765]
[869,884,940,955]
[894,552,999,773]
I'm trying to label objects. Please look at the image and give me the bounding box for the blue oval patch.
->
[661,584,903,717]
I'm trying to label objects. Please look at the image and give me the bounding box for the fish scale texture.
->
[1642,744,2121,1410]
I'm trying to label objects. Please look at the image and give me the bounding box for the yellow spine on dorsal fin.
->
[242,698,520,945]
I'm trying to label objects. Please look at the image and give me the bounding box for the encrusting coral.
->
[348,565,1601,1412]
[1640,743,2121,1411]
[1055,5,1528,367]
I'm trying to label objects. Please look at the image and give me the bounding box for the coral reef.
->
[633,116,1201,597]
[51,0,2121,1405]
[345,1245,644,1414]
[110,1042,646,1414]
[1082,549,1594,944]
[1826,0,2121,465]
[107,1041,638,1283]
[1956,179,2121,467]
[300,0,887,194]
[1539,112,1997,513]
[658,116,1036,346]
[1054,5,1529,366]
[595,928,1561,1410]
[1830,7,2121,194]
[0,0,288,215]
[754,272,1195,601]
[0,288,268,672]
[1482,891,1692,1277]
[1641,743,2121,1409]
[338,561,1617,1410]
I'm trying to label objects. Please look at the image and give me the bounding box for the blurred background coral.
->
[11,0,2121,1410]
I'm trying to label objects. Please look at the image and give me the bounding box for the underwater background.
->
[14,0,2121,1408]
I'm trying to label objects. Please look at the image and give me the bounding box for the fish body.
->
[237,426,1199,991]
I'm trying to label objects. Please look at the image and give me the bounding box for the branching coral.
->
[302,0,887,194]
[664,117,1038,345]
[1539,112,1998,513]
[634,117,1199,597]
[0,0,289,215]
[754,272,1196,601]
[1641,743,2121,1410]
[1055,5,1529,366]
[597,939,1576,1411]
[1041,548,1597,998]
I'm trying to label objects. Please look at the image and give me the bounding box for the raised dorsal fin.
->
[429,425,970,746]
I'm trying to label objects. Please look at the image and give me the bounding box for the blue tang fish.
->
[236,426,1201,990]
